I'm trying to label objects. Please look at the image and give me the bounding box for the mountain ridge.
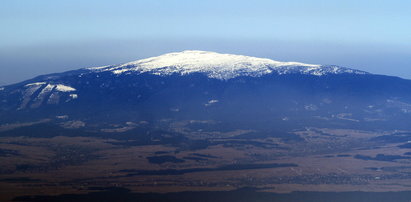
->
[87,50,368,79]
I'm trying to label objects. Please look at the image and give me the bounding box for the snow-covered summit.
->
[89,50,367,79]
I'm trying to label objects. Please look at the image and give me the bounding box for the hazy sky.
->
[1,0,411,85]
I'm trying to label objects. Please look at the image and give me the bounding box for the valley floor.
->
[1,125,411,201]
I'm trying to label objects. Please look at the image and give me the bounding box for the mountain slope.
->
[1,50,411,131]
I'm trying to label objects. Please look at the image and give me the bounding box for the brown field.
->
[1,127,411,201]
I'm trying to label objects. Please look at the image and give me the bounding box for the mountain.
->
[1,50,411,132]
[4,50,411,200]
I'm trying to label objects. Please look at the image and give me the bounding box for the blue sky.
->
[1,0,411,84]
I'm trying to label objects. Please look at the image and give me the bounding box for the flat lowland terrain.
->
[1,121,411,201]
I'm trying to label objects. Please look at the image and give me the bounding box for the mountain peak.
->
[89,50,367,79]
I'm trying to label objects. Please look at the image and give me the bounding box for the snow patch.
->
[88,65,112,70]
[56,115,69,119]
[208,99,219,104]
[18,83,77,109]
[205,99,219,106]
[304,104,318,111]
[69,94,78,99]
[55,84,76,92]
[25,82,46,87]
[26,83,76,92]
